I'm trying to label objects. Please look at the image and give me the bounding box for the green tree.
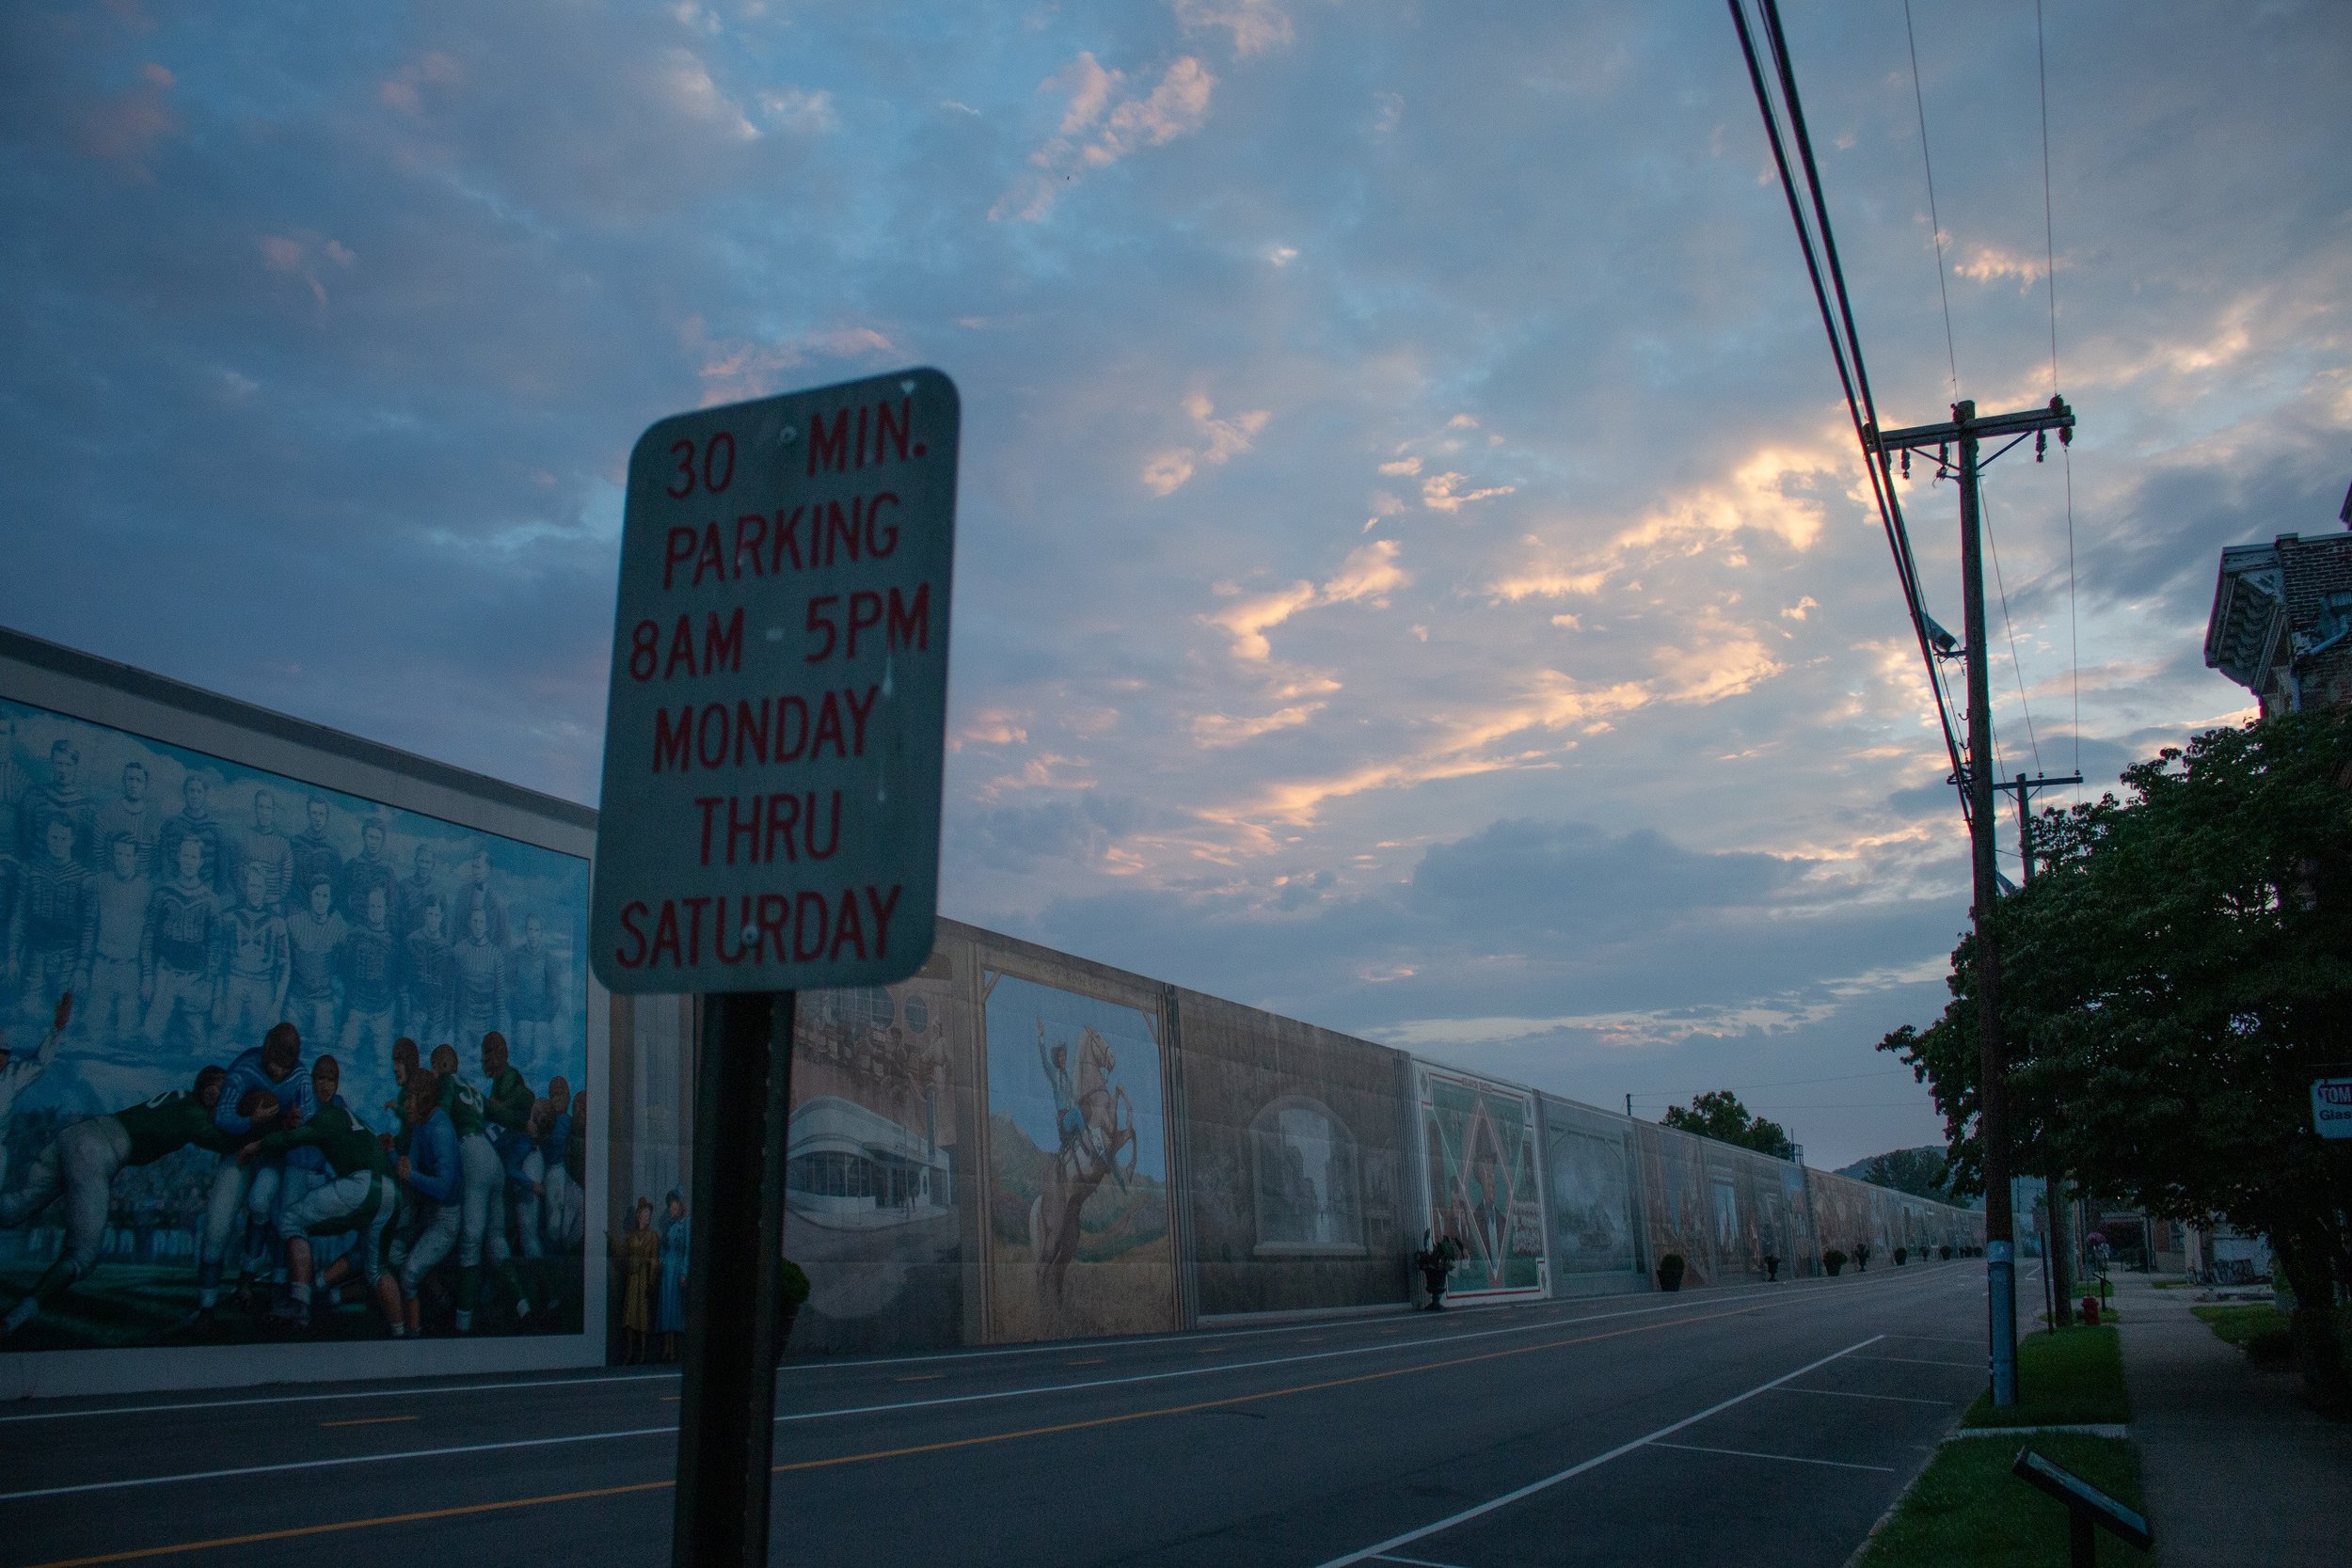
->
[1880,710,2352,1409]
[1661,1090,1796,1161]
[1851,1147,1953,1201]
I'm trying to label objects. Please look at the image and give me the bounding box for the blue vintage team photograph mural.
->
[0,697,589,1350]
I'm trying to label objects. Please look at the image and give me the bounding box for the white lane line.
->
[1306,1336,1886,1568]
[0,1369,682,1427]
[0,1263,1955,1428]
[1770,1386,1949,1406]
[1883,1334,1981,1346]
[1371,1555,1476,1568]
[0,1424,677,1503]
[763,1290,1833,1428]
[1851,1355,1981,1369]
[1645,1439,1897,1474]
[0,1289,1839,1503]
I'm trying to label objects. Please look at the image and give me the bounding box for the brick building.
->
[2203,478,2352,713]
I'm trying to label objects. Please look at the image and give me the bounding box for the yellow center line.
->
[24,1300,1778,1568]
[767,1303,1777,1476]
[894,1373,945,1382]
[23,1479,677,1568]
[318,1416,417,1429]
[1063,1358,1106,1367]
[660,1395,679,1402]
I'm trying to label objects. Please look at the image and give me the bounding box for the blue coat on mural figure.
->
[656,1195,690,1334]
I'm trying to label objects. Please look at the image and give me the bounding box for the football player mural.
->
[0,697,588,1351]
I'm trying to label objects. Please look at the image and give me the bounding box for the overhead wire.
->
[1902,0,1961,395]
[1981,483,2043,773]
[1629,1069,1915,1100]
[2036,0,2083,793]
[1729,0,1972,824]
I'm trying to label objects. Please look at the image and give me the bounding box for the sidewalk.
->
[2111,1274,2352,1566]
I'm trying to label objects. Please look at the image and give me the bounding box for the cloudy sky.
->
[5,0,2344,1166]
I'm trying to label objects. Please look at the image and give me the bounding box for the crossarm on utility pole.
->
[1872,397,2074,452]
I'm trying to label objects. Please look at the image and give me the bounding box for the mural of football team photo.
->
[980,970,1176,1343]
[0,697,590,1351]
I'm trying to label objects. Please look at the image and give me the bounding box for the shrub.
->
[1823,1248,1848,1275]
[780,1258,811,1307]
[1657,1252,1687,1291]
[1895,1246,1908,1265]
[1940,1244,1953,1260]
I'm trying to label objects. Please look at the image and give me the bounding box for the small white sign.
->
[2312,1077,2352,1141]
[590,369,958,994]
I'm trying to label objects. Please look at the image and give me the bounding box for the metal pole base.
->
[1989,1240,2019,1407]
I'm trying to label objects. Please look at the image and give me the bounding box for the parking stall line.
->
[1644,1439,1897,1473]
[1307,1335,1886,1568]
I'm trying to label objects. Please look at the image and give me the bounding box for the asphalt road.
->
[0,1259,2006,1568]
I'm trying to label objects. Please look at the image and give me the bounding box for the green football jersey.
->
[438,1071,488,1138]
[259,1101,390,1179]
[113,1091,242,1168]
[485,1065,532,1132]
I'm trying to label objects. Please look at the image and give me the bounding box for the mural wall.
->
[784,949,970,1354]
[0,693,590,1354]
[979,965,1177,1342]
[1413,1063,1548,1302]
[1178,990,1410,1318]
[1539,1095,1641,1291]
[602,941,1985,1359]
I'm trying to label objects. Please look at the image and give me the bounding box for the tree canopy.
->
[1661,1089,1795,1161]
[1845,1147,1954,1202]
[1879,710,2352,1404]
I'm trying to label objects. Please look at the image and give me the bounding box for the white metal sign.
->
[590,368,958,993]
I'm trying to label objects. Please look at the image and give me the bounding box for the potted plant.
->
[1853,1242,1872,1272]
[778,1258,810,1346]
[1656,1253,1686,1292]
[1412,1234,1461,1310]
[1822,1248,1848,1276]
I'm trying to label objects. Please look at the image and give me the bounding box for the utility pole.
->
[1870,395,2074,1408]
[1999,768,2081,1330]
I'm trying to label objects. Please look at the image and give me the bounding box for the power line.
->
[1729,0,1972,826]
[2037,0,2084,793]
[1980,482,2043,773]
[1902,0,1960,394]
[2035,0,2061,394]
[1629,1069,1915,1100]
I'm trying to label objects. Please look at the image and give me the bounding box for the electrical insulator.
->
[2035,430,2046,463]
[1901,450,1911,479]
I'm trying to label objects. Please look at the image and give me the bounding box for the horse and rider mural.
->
[981,971,1176,1343]
[1028,1021,1140,1308]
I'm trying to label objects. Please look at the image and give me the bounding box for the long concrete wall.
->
[607,922,1985,1356]
[0,626,1980,1397]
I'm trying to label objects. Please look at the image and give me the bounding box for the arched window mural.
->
[1250,1097,1364,1255]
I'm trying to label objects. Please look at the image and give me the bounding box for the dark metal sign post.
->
[591,370,960,1567]
[672,990,796,1568]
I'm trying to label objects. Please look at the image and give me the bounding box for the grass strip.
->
[1855,1432,2148,1566]
[1962,1323,2129,1429]
[2187,1300,2352,1370]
